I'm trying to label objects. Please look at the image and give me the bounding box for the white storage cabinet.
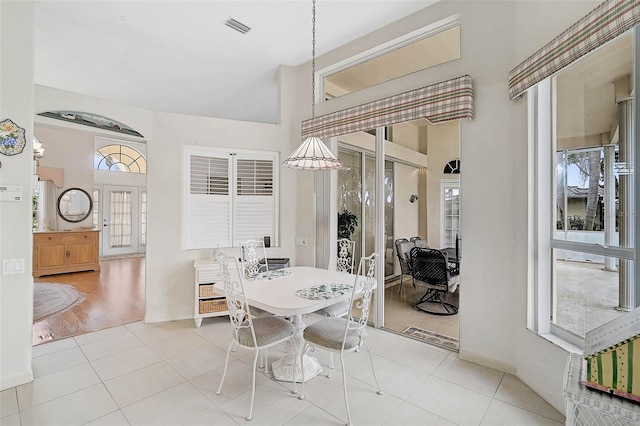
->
[193,259,228,327]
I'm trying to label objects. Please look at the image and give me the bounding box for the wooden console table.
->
[33,230,100,277]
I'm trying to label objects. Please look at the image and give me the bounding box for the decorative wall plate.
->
[0,119,26,156]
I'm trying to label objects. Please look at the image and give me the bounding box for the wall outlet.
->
[295,237,308,247]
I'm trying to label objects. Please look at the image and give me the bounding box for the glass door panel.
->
[339,147,395,278]
[384,160,394,277]
[102,185,139,256]
[442,184,460,248]
[363,156,376,263]
[338,150,363,263]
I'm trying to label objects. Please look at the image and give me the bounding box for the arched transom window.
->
[94,144,146,173]
[443,159,460,174]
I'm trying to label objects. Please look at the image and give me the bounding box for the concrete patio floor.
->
[555,260,627,338]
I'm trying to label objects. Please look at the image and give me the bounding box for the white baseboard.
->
[143,313,194,325]
[458,350,517,375]
[0,370,34,391]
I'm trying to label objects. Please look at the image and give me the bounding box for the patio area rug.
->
[402,326,459,351]
[33,283,85,323]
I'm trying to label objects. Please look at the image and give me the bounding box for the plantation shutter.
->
[234,157,275,244]
[186,153,232,248]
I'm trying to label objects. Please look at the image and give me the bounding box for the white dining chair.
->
[298,253,382,426]
[336,238,356,274]
[240,239,269,277]
[313,238,356,374]
[315,238,355,319]
[240,238,273,320]
[215,253,298,421]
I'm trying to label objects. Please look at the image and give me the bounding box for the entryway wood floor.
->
[32,259,458,347]
[33,257,145,345]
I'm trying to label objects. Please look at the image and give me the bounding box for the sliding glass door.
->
[337,146,394,278]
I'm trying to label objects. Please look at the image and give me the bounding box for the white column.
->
[603,145,616,271]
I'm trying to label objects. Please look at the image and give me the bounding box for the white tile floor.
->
[2,316,565,426]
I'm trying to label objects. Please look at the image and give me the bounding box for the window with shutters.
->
[183,146,278,249]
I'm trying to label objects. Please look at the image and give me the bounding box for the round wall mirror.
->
[57,188,92,223]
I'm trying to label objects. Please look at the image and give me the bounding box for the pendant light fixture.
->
[283,0,343,171]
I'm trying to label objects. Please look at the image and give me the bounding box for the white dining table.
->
[217,266,373,383]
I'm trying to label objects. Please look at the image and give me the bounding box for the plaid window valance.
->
[301,75,473,140]
[509,0,640,100]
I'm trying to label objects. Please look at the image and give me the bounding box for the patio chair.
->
[394,238,415,293]
[298,253,382,426]
[410,247,459,316]
[215,254,298,421]
[449,234,461,276]
[414,238,430,249]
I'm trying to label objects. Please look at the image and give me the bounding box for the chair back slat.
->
[337,238,356,274]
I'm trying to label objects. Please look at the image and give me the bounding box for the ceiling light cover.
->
[225,18,251,34]
[283,0,343,171]
[282,137,343,170]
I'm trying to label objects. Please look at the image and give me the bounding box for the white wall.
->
[291,0,601,412]
[394,163,420,242]
[146,111,297,323]
[392,121,421,151]
[34,125,96,230]
[0,1,35,391]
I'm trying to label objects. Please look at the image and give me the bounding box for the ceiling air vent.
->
[225,18,251,34]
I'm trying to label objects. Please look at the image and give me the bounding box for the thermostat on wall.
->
[0,185,22,202]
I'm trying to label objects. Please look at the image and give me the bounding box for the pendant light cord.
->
[311,0,316,120]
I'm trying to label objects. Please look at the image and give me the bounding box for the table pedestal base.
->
[272,354,322,383]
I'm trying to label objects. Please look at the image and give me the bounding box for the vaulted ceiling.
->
[35,1,436,124]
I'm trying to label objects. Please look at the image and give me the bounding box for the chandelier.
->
[282,0,343,171]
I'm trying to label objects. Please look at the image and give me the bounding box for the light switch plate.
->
[2,258,24,275]
[295,237,308,247]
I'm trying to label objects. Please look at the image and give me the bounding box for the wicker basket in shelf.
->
[199,284,221,298]
[199,299,227,314]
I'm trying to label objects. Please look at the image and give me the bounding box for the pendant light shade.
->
[283,0,343,171]
[282,136,343,170]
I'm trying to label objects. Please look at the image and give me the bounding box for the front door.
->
[101,185,140,256]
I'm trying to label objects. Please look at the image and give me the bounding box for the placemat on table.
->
[245,269,292,281]
[296,283,353,300]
